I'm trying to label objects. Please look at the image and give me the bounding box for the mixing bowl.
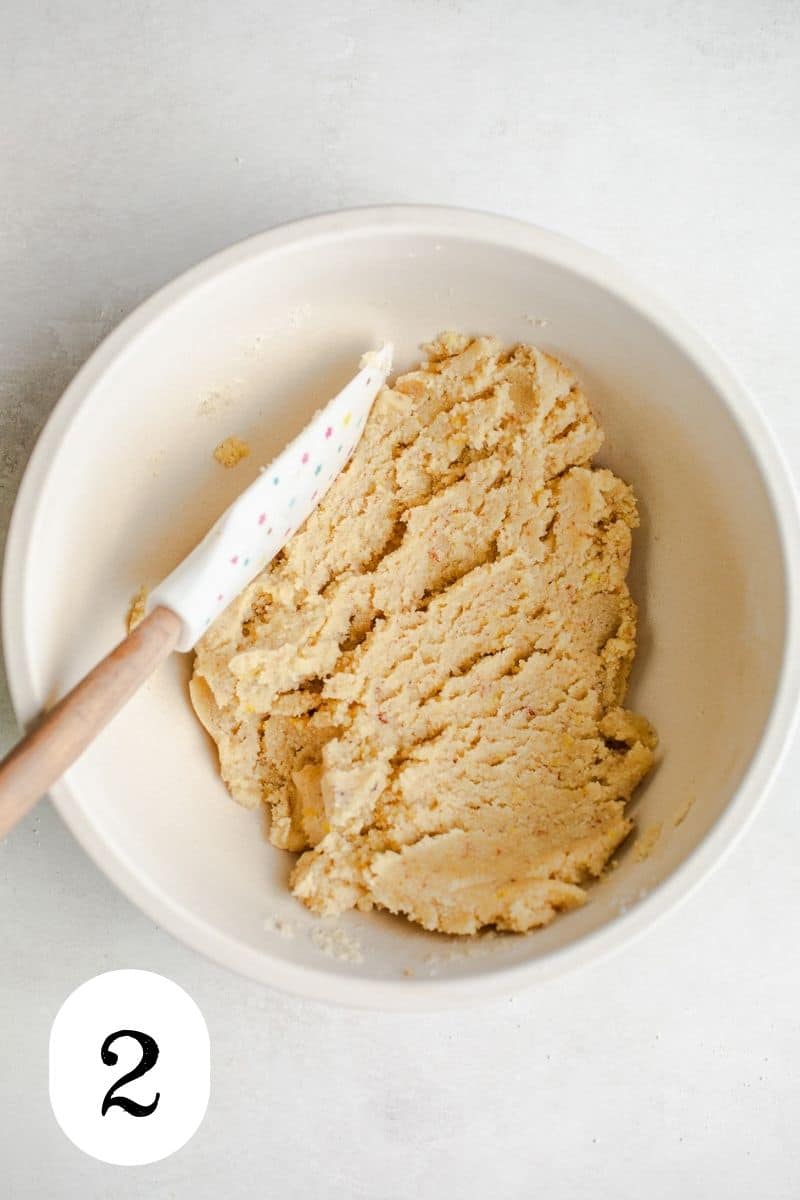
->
[4,206,799,1008]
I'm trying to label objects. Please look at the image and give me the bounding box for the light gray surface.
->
[2,2,799,1196]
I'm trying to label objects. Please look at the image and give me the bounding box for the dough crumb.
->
[213,435,250,468]
[633,824,662,861]
[126,585,148,633]
[674,796,695,827]
[425,931,501,969]
[198,389,235,418]
[263,913,296,939]
[192,334,657,936]
[310,924,364,964]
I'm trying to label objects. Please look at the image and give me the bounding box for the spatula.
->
[0,344,393,838]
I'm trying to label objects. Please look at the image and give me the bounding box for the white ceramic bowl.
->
[5,207,799,1008]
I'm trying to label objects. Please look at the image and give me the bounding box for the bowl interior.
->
[7,215,788,1001]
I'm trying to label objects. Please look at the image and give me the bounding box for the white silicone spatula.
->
[0,344,393,837]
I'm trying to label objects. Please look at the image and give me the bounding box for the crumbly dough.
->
[213,435,250,467]
[673,795,695,827]
[633,824,661,861]
[191,334,657,934]
[126,584,148,633]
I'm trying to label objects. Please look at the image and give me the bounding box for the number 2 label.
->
[100,1030,161,1117]
[50,970,210,1165]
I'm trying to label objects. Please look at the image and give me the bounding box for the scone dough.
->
[191,334,656,934]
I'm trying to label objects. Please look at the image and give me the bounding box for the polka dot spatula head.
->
[149,343,393,650]
[0,344,394,835]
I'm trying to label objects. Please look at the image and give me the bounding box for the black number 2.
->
[100,1029,161,1118]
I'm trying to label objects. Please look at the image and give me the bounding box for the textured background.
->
[2,2,799,1196]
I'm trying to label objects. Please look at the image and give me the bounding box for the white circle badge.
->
[49,969,210,1165]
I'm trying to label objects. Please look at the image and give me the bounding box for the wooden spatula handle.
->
[0,606,182,839]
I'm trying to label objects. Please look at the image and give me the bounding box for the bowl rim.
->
[4,204,800,1010]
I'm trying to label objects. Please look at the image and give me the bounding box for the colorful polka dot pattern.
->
[226,411,363,572]
[148,345,392,651]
